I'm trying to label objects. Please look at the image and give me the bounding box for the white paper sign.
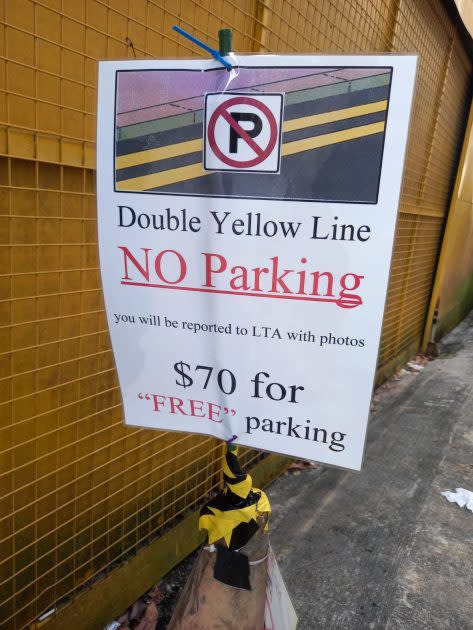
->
[97,55,417,471]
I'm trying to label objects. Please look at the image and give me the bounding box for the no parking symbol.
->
[204,92,283,173]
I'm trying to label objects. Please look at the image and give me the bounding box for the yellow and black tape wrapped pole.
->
[199,445,271,550]
[169,444,270,628]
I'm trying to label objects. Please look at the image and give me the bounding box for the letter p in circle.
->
[204,92,283,173]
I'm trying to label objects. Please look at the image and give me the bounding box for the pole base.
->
[168,526,267,629]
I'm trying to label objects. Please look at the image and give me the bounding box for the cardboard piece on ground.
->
[168,528,267,629]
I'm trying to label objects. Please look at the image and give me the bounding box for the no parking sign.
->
[98,55,417,471]
[204,92,283,172]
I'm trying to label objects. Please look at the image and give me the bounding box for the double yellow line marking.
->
[116,99,387,191]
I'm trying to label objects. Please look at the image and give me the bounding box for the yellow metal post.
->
[422,101,473,350]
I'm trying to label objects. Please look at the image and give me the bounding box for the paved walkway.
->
[268,312,473,629]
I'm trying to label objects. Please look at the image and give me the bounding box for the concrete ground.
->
[268,311,473,629]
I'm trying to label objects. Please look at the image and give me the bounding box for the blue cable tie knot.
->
[172,25,233,70]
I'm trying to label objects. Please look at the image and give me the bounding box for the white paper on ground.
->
[441,488,473,512]
[265,544,298,630]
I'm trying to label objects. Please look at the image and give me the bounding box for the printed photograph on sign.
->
[114,66,392,203]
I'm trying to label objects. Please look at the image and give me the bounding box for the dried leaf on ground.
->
[147,584,164,605]
[287,460,319,472]
[117,610,131,624]
[130,599,147,622]
[135,602,159,630]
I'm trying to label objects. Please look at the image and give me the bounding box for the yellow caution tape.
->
[199,446,271,549]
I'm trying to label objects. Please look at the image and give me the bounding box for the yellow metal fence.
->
[1,1,471,628]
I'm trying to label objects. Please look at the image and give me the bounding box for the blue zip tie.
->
[172,25,233,70]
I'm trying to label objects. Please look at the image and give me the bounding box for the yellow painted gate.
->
[1,1,472,628]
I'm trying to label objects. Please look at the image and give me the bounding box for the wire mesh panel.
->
[378,213,445,371]
[377,0,472,371]
[256,0,400,53]
[1,1,472,628]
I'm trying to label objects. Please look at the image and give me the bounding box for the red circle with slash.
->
[207,96,278,168]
